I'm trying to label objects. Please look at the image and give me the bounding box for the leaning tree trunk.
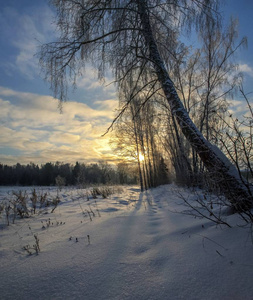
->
[137,0,253,211]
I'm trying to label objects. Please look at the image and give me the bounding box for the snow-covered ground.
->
[0,184,252,300]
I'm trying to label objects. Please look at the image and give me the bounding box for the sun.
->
[139,153,145,162]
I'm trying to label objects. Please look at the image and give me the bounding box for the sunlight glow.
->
[139,153,145,162]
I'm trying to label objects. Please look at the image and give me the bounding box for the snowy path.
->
[0,185,253,299]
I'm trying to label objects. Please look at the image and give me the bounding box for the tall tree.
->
[39,0,252,211]
[165,17,245,185]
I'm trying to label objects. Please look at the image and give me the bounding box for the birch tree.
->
[39,0,253,211]
[168,17,246,185]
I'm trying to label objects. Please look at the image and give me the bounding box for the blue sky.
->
[0,0,253,165]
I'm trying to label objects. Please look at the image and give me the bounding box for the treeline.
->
[0,161,138,186]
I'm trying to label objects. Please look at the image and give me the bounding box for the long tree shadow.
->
[85,191,145,298]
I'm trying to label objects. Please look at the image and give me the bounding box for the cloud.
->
[0,5,55,79]
[49,132,81,145]
[227,98,252,118]
[95,99,119,111]
[238,64,253,78]
[76,66,117,103]
[0,87,117,165]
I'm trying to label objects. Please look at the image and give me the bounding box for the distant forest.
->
[0,162,139,186]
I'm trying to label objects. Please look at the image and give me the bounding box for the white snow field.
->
[0,184,253,300]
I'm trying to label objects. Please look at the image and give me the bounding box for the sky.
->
[0,0,253,166]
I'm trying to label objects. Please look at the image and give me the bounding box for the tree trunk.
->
[137,0,253,211]
[131,105,144,191]
[171,113,193,186]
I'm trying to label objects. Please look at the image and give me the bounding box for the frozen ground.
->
[0,184,253,300]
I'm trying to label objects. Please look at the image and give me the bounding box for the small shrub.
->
[94,200,101,217]
[89,185,119,199]
[86,209,93,221]
[90,187,101,199]
[10,200,17,224]
[12,190,29,218]
[51,194,61,213]
[5,204,11,226]
[39,192,48,208]
[23,234,40,255]
[175,188,232,227]
[115,186,124,194]
[30,189,38,214]
[100,186,113,198]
